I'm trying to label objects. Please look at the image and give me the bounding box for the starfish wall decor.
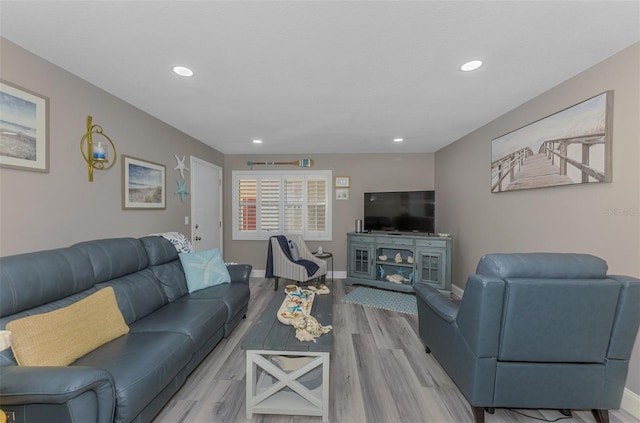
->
[174,179,190,203]
[174,155,190,179]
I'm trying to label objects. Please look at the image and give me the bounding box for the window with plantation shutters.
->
[233,170,332,241]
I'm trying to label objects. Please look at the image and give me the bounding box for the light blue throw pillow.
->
[179,248,231,293]
[288,239,300,261]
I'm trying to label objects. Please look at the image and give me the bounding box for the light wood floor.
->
[153,278,640,423]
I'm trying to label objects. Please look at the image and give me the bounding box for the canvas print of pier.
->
[0,80,49,172]
[491,91,612,193]
[122,155,166,209]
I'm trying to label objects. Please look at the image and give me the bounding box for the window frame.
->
[232,170,332,241]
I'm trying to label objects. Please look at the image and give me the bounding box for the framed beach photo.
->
[335,176,350,188]
[122,155,166,209]
[0,80,49,172]
[491,91,613,193]
[336,188,349,200]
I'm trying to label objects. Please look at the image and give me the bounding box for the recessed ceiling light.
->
[393,138,404,142]
[172,65,194,77]
[460,60,483,72]
[252,139,263,144]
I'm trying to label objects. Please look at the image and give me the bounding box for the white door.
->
[190,157,223,253]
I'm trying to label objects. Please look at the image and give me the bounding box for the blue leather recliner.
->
[414,253,640,423]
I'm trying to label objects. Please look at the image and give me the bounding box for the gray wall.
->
[0,38,224,256]
[435,43,640,394]
[223,153,434,272]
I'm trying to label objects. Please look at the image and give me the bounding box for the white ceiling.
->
[1,1,639,155]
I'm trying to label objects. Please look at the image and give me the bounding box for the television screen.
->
[364,191,434,233]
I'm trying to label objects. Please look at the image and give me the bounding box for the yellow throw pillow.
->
[7,287,129,366]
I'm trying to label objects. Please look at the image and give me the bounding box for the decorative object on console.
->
[122,155,166,209]
[80,115,117,181]
[394,253,403,263]
[246,158,314,167]
[174,178,190,203]
[0,79,49,173]
[173,154,190,179]
[491,90,613,193]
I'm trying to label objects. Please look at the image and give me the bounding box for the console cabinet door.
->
[349,243,375,280]
[415,248,446,290]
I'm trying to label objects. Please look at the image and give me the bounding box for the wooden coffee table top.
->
[240,290,333,353]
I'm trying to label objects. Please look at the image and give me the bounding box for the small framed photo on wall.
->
[335,176,350,188]
[336,188,349,200]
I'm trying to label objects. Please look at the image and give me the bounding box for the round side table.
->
[313,251,333,285]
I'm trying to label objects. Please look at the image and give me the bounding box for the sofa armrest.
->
[0,366,115,423]
[228,264,252,285]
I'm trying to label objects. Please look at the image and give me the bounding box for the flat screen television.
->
[364,190,435,233]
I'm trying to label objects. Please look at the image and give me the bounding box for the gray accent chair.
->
[414,253,640,423]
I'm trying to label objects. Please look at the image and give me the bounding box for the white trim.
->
[622,388,640,420]
[451,283,464,299]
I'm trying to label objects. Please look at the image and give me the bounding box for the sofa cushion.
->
[129,299,227,351]
[185,283,250,324]
[0,247,95,317]
[179,249,230,292]
[74,238,149,283]
[7,287,129,366]
[96,269,168,325]
[499,278,620,363]
[73,331,193,423]
[140,235,179,266]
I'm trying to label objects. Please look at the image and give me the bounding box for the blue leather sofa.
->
[415,253,640,423]
[0,236,252,423]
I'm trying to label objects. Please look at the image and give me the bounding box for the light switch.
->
[184,216,189,225]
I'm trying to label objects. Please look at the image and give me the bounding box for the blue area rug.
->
[342,287,417,315]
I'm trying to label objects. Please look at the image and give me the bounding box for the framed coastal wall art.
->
[336,188,349,200]
[122,155,166,209]
[491,91,613,193]
[0,80,49,172]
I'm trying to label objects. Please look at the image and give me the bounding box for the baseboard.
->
[622,388,640,420]
[251,269,266,278]
[451,283,464,299]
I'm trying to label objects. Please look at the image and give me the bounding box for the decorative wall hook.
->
[80,115,117,181]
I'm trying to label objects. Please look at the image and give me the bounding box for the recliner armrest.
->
[414,283,459,323]
[228,264,252,285]
[0,366,115,423]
